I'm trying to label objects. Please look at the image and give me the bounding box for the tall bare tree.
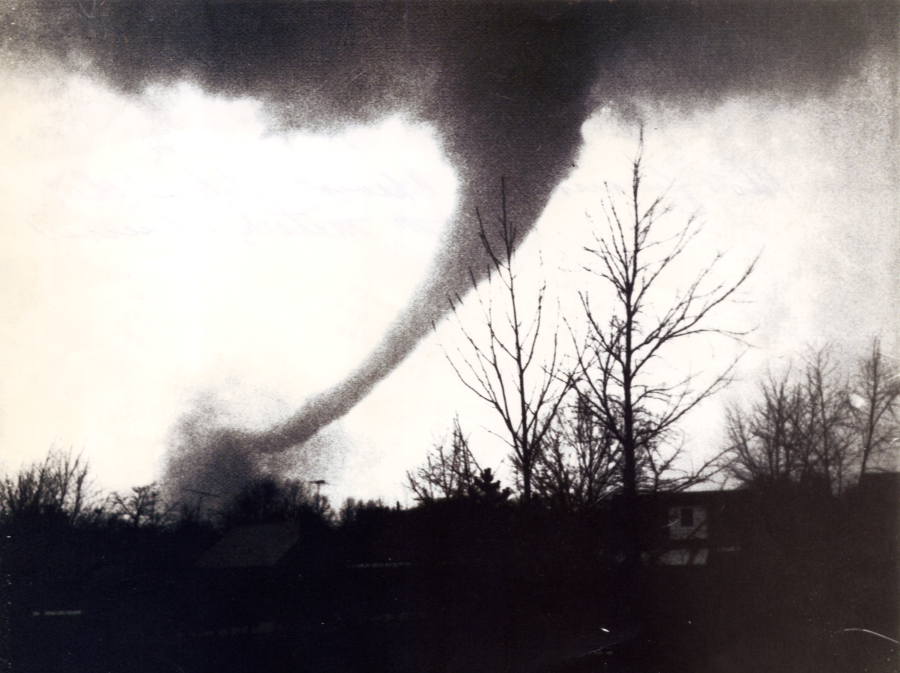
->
[849,338,900,476]
[575,137,755,554]
[799,346,854,493]
[442,180,574,503]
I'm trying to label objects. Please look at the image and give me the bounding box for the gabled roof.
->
[195,522,301,569]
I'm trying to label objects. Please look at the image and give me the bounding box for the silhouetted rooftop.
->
[195,522,301,569]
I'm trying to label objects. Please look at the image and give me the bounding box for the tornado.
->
[3,2,894,467]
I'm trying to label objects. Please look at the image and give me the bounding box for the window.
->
[668,506,708,540]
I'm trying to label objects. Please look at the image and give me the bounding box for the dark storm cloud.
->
[4,3,890,117]
[4,2,894,456]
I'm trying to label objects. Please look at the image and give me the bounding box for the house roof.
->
[641,488,752,507]
[195,521,302,569]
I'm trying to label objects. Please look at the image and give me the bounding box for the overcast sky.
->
[0,4,896,507]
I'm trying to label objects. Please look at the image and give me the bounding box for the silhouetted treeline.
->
[2,460,897,673]
[722,340,899,495]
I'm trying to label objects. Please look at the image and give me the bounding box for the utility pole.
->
[310,480,328,514]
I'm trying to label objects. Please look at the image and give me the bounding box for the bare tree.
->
[723,368,810,487]
[533,393,621,512]
[109,482,177,529]
[575,137,755,556]
[441,180,574,503]
[849,338,900,476]
[799,346,854,493]
[723,341,899,494]
[0,449,100,526]
[219,476,332,528]
[406,416,482,503]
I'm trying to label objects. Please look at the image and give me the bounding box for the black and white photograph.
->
[0,2,897,672]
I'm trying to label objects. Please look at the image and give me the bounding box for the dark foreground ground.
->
[4,484,898,672]
[10,559,898,673]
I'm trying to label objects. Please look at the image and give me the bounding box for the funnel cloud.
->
[4,2,894,475]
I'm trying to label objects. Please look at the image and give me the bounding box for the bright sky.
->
[1,53,896,507]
